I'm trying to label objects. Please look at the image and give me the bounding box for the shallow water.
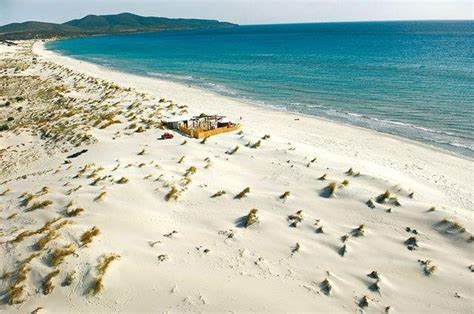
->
[48,21,474,157]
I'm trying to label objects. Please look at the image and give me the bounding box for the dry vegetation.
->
[80,226,101,247]
[89,254,120,295]
[226,145,240,155]
[116,177,129,184]
[245,208,259,227]
[165,186,180,201]
[321,182,337,198]
[418,259,437,276]
[279,191,290,200]
[50,244,76,267]
[6,252,41,304]
[65,207,85,217]
[42,269,60,295]
[211,190,226,198]
[235,187,251,199]
[35,230,59,250]
[94,191,107,202]
[288,210,303,227]
[26,199,53,212]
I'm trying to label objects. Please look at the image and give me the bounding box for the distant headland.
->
[0,12,238,40]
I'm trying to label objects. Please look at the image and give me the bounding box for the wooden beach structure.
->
[163,114,239,139]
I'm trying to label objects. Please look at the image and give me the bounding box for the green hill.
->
[0,13,237,40]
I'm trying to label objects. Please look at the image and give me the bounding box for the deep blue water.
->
[47,21,474,157]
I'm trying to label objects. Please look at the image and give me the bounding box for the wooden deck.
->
[179,124,240,139]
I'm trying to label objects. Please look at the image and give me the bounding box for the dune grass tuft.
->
[89,254,120,295]
[435,218,466,235]
[211,190,226,198]
[66,185,82,195]
[97,253,121,276]
[185,166,197,176]
[116,177,129,184]
[42,269,60,295]
[367,271,380,280]
[366,199,376,209]
[54,220,74,230]
[226,145,240,155]
[318,174,327,181]
[235,187,250,199]
[165,186,179,202]
[339,244,348,256]
[405,236,418,250]
[37,186,49,196]
[376,190,391,203]
[36,230,59,250]
[418,259,437,276]
[62,270,76,287]
[321,182,337,198]
[352,224,365,237]
[7,213,18,220]
[65,207,84,217]
[6,252,40,304]
[250,140,261,149]
[94,191,107,202]
[182,176,192,186]
[26,200,53,212]
[51,244,76,267]
[11,230,36,244]
[320,278,332,295]
[7,285,26,305]
[279,191,290,200]
[80,227,101,247]
[90,176,108,186]
[291,242,301,254]
[20,193,34,207]
[245,208,259,227]
[288,210,303,227]
[359,296,369,308]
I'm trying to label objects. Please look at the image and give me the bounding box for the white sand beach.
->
[0,41,472,313]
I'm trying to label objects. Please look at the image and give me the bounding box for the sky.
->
[0,0,472,26]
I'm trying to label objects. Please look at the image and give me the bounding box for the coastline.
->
[0,40,472,312]
[37,41,472,163]
[31,40,474,213]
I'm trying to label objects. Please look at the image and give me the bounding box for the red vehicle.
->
[160,132,174,140]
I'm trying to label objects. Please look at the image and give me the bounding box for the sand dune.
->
[0,41,472,313]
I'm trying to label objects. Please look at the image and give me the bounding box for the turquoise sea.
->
[47,21,474,157]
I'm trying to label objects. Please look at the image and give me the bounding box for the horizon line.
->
[1,13,473,28]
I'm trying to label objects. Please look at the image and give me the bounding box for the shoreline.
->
[37,41,472,163]
[0,40,472,312]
